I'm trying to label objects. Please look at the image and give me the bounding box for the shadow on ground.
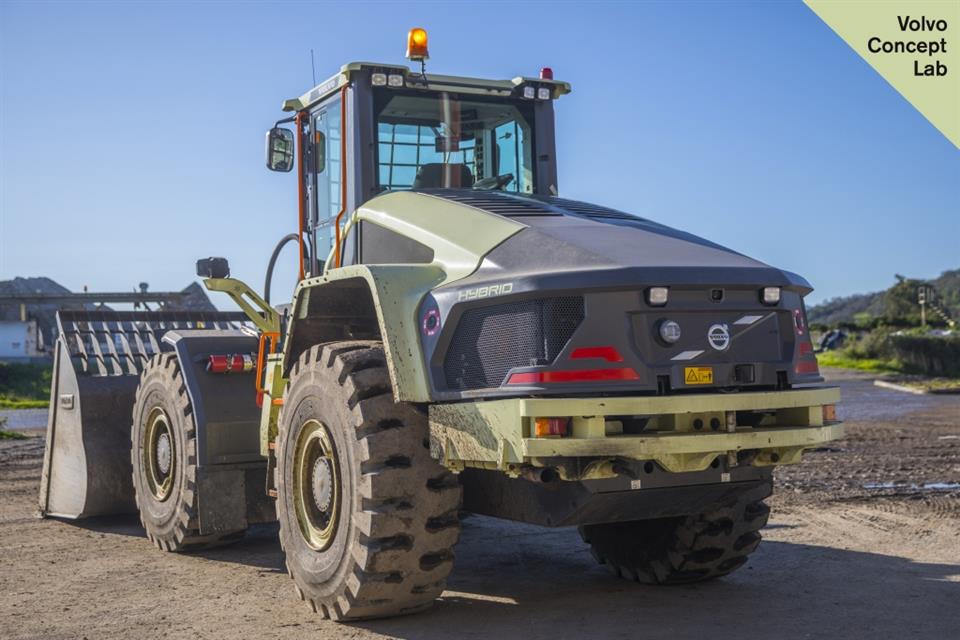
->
[357,517,959,640]
[67,515,286,571]
[63,512,960,639]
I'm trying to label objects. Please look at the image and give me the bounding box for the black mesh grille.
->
[533,196,642,221]
[443,296,584,390]
[417,189,559,216]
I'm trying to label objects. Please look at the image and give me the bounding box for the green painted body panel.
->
[203,277,280,334]
[286,191,525,402]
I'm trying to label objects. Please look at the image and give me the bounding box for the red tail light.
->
[507,367,639,385]
[534,417,567,437]
[207,354,254,374]
[795,359,819,375]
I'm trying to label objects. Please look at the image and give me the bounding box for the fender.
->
[162,330,274,533]
[284,265,445,402]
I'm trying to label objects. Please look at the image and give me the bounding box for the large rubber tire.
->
[276,341,462,621]
[130,353,246,551]
[579,479,772,584]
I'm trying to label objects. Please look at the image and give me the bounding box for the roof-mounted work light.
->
[406,28,429,61]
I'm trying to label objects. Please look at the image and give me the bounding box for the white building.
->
[0,320,44,361]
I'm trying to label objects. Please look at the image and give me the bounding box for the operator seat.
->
[413,163,475,189]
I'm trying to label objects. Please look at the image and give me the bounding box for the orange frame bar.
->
[333,84,348,267]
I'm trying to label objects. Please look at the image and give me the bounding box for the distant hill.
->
[808,269,960,326]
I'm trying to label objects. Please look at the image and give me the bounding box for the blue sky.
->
[1,1,957,307]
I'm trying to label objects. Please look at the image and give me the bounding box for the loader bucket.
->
[38,310,250,519]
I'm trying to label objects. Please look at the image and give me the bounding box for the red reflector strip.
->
[507,367,640,385]
[570,346,624,362]
[795,359,819,375]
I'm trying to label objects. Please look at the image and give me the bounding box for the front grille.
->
[443,296,584,391]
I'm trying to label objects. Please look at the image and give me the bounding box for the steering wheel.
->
[473,173,515,191]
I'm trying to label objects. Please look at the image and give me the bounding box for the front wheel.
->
[130,354,246,551]
[276,341,462,621]
[579,479,772,584]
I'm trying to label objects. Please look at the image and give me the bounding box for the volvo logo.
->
[707,324,730,351]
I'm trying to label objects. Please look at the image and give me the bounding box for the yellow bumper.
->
[429,387,843,475]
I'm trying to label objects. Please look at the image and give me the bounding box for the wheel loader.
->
[39,28,843,621]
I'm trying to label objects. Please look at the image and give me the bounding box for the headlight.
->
[658,320,682,344]
[371,73,387,86]
[647,287,669,306]
[761,286,781,305]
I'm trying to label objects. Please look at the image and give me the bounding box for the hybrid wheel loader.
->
[39,29,843,621]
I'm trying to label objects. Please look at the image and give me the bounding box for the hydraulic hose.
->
[264,233,307,305]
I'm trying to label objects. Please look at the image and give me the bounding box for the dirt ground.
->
[1,369,957,639]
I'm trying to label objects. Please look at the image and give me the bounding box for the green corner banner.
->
[805,0,960,148]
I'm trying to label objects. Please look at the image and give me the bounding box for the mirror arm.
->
[203,277,281,335]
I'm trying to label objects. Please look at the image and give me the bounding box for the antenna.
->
[310,49,317,86]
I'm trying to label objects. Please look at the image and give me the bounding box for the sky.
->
[1,1,957,308]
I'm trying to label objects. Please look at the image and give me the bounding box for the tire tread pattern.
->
[131,353,246,552]
[278,341,462,621]
[580,480,772,585]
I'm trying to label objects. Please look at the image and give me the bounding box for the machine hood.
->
[415,190,811,294]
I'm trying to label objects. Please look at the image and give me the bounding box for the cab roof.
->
[282,61,571,112]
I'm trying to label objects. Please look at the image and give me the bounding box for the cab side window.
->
[311,100,342,266]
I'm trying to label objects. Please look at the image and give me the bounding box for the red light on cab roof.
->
[540,67,553,80]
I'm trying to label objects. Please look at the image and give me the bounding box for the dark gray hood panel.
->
[414,190,810,293]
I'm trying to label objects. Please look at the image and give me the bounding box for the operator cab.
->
[265,28,569,277]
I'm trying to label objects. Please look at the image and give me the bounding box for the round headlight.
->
[658,320,682,344]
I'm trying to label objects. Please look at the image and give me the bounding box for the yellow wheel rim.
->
[143,407,175,501]
[293,420,341,551]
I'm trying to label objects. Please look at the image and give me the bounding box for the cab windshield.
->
[375,91,535,193]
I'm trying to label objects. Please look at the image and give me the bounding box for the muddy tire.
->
[276,341,462,621]
[580,480,772,584]
[130,353,246,551]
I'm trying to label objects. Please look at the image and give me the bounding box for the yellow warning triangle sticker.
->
[804,1,960,148]
[685,369,700,383]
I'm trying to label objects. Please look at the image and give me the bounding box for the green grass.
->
[904,378,960,392]
[0,362,52,409]
[0,429,28,440]
[0,396,48,409]
[816,351,903,374]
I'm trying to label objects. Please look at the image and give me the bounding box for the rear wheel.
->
[130,353,246,551]
[579,479,772,584]
[276,341,462,621]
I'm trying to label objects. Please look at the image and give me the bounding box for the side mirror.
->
[265,127,295,172]
[196,257,230,279]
